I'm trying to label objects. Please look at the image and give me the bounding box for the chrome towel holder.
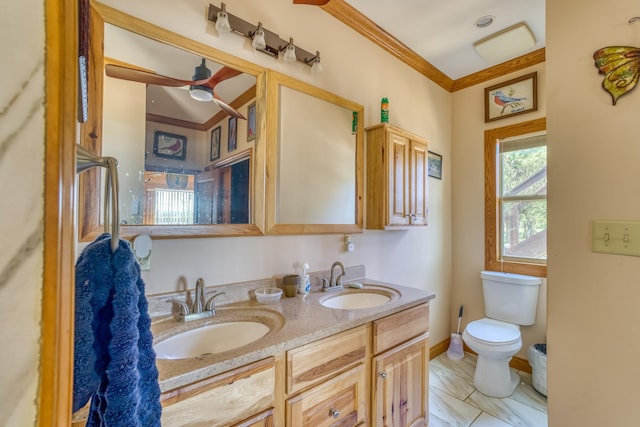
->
[75,144,120,253]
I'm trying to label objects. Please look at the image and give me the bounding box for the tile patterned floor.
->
[429,352,548,427]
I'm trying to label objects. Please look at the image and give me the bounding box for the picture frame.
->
[247,101,256,142]
[210,126,221,162]
[153,130,187,160]
[228,116,237,152]
[484,71,537,123]
[428,151,442,180]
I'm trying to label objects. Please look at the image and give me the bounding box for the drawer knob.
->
[380,372,387,379]
[330,409,340,419]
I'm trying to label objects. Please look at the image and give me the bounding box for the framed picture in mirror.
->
[247,101,256,141]
[228,116,237,152]
[210,126,221,161]
[153,130,187,160]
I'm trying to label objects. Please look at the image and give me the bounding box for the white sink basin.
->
[154,321,270,360]
[321,292,391,309]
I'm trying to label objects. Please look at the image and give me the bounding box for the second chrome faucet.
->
[322,261,346,292]
[169,278,225,322]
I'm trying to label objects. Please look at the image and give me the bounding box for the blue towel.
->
[74,233,162,426]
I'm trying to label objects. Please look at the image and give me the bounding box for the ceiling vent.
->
[473,22,535,64]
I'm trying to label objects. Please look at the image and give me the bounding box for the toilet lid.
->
[465,318,520,345]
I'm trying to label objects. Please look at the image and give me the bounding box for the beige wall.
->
[547,0,640,424]
[451,62,547,359]
[101,0,453,346]
[0,0,44,425]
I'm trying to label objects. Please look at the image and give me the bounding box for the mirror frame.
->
[79,2,268,240]
[264,70,364,235]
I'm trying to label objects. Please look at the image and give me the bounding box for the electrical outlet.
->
[344,234,355,252]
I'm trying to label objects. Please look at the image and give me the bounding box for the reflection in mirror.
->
[103,24,255,226]
[266,71,364,235]
[80,3,267,240]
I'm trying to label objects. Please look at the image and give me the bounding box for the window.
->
[485,118,546,277]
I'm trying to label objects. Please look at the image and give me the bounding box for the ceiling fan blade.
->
[212,93,247,120]
[105,64,210,87]
[205,66,244,90]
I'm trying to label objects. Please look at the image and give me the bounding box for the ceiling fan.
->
[105,59,247,119]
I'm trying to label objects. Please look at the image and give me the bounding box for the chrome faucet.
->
[169,278,225,322]
[322,261,346,292]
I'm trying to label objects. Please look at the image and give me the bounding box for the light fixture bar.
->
[208,4,320,68]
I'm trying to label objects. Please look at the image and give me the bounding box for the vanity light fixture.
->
[282,37,297,62]
[189,58,214,102]
[207,3,323,72]
[251,22,267,51]
[215,2,231,33]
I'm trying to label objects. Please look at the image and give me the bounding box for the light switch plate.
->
[592,220,640,257]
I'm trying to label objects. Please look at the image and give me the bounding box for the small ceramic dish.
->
[255,287,283,303]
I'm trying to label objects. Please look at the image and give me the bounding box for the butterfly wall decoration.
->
[593,46,640,105]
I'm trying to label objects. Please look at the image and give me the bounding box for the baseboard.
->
[430,337,532,374]
[430,337,450,360]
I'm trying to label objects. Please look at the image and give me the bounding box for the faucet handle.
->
[205,292,226,311]
[321,278,329,289]
[168,299,190,316]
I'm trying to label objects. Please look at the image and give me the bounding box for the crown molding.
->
[296,0,545,93]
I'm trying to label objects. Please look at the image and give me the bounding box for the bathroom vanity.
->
[151,277,434,427]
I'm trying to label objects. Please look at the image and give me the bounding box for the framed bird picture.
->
[153,131,187,160]
[484,72,538,122]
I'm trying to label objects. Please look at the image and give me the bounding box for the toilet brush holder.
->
[447,333,464,361]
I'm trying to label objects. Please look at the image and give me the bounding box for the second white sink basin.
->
[154,321,269,360]
[321,292,391,309]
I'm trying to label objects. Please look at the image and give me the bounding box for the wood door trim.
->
[40,0,77,425]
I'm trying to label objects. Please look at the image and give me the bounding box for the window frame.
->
[485,117,547,277]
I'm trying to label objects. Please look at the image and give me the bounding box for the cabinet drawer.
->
[287,325,368,394]
[161,358,274,427]
[372,303,429,354]
[286,364,367,427]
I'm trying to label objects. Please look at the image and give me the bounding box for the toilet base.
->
[474,355,520,398]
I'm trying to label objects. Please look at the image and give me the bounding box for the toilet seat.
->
[465,318,520,346]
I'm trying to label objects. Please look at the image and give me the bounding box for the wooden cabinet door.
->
[409,140,427,226]
[388,132,410,226]
[372,334,429,427]
[286,364,367,427]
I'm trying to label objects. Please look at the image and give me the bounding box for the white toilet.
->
[462,271,541,398]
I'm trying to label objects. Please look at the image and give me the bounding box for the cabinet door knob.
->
[380,372,387,379]
[330,409,340,419]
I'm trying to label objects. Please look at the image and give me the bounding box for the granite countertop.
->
[152,279,436,392]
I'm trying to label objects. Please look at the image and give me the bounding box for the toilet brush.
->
[447,305,464,361]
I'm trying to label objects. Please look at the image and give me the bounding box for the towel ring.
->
[75,144,120,252]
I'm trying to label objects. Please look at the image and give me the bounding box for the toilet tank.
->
[481,271,542,325]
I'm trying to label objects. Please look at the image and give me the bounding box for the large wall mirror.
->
[265,71,364,235]
[79,2,267,240]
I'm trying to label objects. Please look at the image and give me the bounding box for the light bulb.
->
[284,44,297,62]
[311,51,323,73]
[215,11,231,33]
[252,23,266,50]
[215,3,231,33]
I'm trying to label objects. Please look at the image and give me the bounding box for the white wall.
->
[0,0,44,425]
[451,62,547,359]
[547,0,640,424]
[101,0,453,345]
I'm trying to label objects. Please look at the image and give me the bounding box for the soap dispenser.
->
[299,262,311,294]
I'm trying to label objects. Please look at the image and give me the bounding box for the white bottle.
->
[299,262,311,294]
